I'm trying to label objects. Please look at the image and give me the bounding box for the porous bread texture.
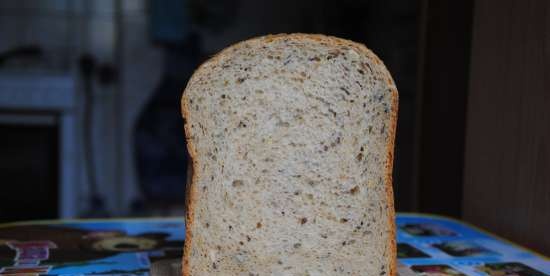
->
[181,34,398,276]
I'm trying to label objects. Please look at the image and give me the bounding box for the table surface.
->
[0,213,547,275]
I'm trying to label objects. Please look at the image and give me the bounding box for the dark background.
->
[0,0,548,255]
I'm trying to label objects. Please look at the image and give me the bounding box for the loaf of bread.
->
[181,34,398,276]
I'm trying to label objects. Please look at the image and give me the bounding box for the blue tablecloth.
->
[0,214,547,275]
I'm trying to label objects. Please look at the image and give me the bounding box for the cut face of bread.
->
[181,34,398,276]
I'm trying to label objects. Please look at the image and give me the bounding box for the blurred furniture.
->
[463,0,550,255]
[415,0,473,218]
[415,0,550,256]
[0,74,79,220]
[131,0,202,214]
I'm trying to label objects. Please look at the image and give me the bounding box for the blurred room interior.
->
[0,0,548,255]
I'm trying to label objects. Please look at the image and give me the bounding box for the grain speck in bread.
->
[181,33,398,276]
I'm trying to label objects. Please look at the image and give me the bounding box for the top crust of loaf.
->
[181,33,398,276]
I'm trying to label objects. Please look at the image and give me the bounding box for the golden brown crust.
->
[385,86,399,276]
[181,94,197,276]
[180,33,398,276]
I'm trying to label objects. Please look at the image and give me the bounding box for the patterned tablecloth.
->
[0,214,547,275]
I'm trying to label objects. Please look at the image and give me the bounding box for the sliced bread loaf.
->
[181,33,398,276]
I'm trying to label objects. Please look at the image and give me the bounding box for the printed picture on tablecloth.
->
[397,243,430,258]
[410,264,467,276]
[399,223,458,237]
[432,241,498,257]
[476,262,548,276]
[0,222,184,275]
